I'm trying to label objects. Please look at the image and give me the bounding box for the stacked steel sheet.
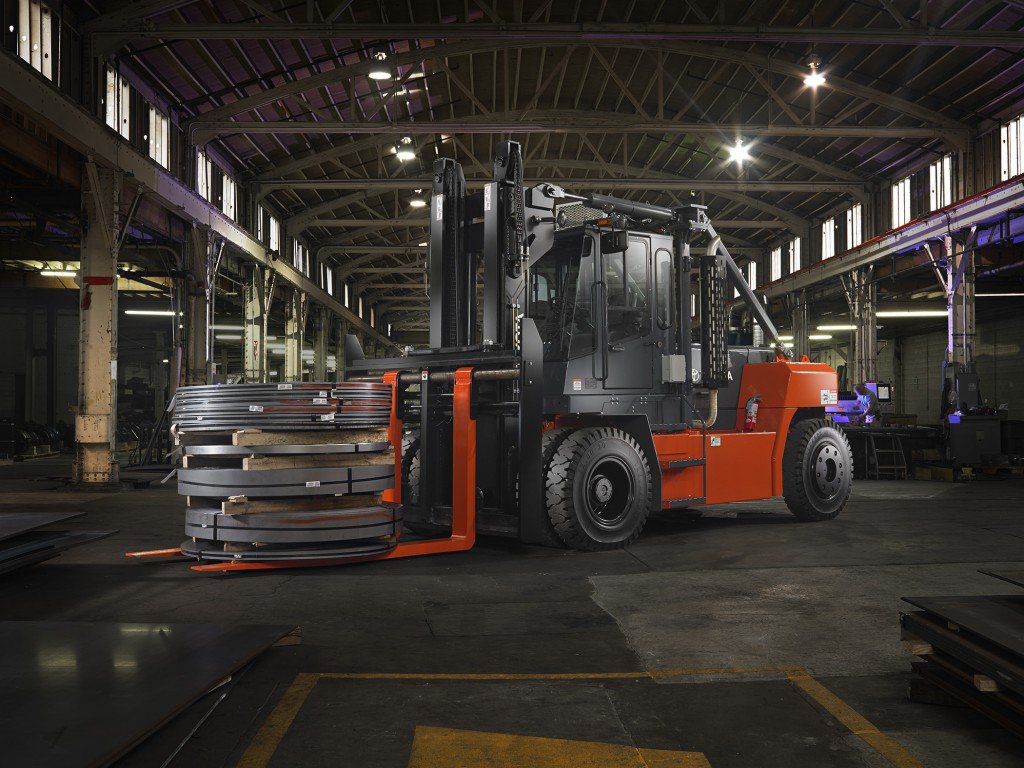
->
[172,381,392,432]
[901,572,1024,737]
[173,381,400,565]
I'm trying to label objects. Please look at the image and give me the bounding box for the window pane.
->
[655,249,671,329]
[606,241,650,343]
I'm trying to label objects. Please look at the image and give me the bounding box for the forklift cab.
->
[528,227,673,395]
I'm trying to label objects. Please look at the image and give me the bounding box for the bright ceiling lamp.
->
[124,309,176,316]
[808,334,833,340]
[727,140,751,165]
[368,51,392,81]
[211,324,244,331]
[817,324,856,331]
[876,310,947,317]
[777,334,794,341]
[40,269,76,277]
[394,136,416,161]
[803,54,826,88]
[977,292,1024,297]
[215,334,242,341]
[409,196,427,208]
[417,241,428,247]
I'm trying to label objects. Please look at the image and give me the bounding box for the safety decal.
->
[820,389,838,405]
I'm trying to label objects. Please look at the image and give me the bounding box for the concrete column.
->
[334,319,349,380]
[791,290,810,360]
[284,289,307,381]
[312,307,330,381]
[851,267,877,384]
[73,165,122,484]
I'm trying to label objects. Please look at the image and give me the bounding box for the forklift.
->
[346,140,852,555]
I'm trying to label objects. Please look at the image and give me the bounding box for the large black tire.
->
[782,419,852,521]
[545,427,653,551]
[531,429,573,548]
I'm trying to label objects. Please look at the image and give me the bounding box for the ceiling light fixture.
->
[368,51,392,81]
[977,292,1024,297]
[124,309,177,317]
[727,140,751,165]
[804,54,826,88]
[817,324,856,331]
[40,270,76,277]
[808,334,833,340]
[215,334,242,341]
[409,197,427,208]
[394,135,416,162]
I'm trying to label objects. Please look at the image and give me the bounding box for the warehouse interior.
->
[3,1,1024,766]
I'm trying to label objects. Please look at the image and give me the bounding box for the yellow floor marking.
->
[235,672,319,768]
[406,726,712,768]
[235,666,920,768]
[786,671,924,768]
[317,665,801,681]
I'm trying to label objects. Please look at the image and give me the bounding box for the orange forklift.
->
[346,140,852,556]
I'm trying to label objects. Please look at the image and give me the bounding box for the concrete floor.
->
[3,456,1024,767]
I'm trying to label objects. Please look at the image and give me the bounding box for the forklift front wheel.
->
[545,427,653,551]
[782,419,852,521]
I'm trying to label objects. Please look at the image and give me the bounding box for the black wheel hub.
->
[584,457,635,529]
[811,441,845,500]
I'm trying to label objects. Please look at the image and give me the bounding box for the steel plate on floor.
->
[902,594,1024,659]
[0,620,293,768]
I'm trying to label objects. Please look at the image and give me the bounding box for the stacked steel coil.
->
[173,381,400,565]
[172,382,391,432]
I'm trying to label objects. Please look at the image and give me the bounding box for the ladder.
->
[866,433,907,480]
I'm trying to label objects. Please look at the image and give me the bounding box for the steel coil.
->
[181,538,396,562]
[177,465,394,498]
[184,504,401,544]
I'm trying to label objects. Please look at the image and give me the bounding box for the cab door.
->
[602,236,655,390]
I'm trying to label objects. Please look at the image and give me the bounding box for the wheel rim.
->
[583,456,635,529]
[810,440,845,501]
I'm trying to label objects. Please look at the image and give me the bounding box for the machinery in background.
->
[827,381,894,425]
[942,368,1006,468]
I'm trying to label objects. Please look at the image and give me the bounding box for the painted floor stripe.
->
[235,667,921,768]
[235,672,319,768]
[786,671,924,768]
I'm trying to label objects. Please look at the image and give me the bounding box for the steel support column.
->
[284,290,307,381]
[312,307,330,381]
[184,230,209,385]
[334,319,349,380]
[791,290,810,360]
[243,266,275,382]
[947,232,977,370]
[73,165,122,484]
[850,267,877,384]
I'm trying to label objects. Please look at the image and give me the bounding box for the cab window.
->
[605,239,650,343]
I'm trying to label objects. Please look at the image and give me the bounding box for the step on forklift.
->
[347,140,852,555]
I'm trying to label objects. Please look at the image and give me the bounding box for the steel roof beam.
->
[183,41,962,132]
[195,117,959,143]
[259,177,866,194]
[86,22,1024,47]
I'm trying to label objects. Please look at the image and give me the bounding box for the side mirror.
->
[600,230,628,254]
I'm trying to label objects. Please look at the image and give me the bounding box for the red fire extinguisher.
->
[744,395,761,432]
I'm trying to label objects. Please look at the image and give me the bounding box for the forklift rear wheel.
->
[782,419,852,521]
[545,427,653,551]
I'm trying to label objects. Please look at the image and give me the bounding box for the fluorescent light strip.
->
[40,270,76,277]
[808,334,833,340]
[876,310,947,318]
[977,292,1024,297]
[211,324,244,331]
[124,309,177,317]
[215,334,242,341]
[817,324,856,331]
